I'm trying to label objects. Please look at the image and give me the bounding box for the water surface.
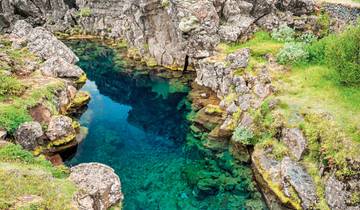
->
[65,40,265,210]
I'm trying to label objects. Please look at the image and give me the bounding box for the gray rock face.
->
[10,20,79,64]
[40,56,84,79]
[27,27,79,64]
[15,122,44,150]
[46,115,75,141]
[281,157,318,209]
[70,163,124,210]
[282,128,307,160]
[0,0,72,33]
[325,175,348,210]
[226,48,251,69]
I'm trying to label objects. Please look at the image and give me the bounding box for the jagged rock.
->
[280,157,318,209]
[70,163,124,210]
[15,122,44,150]
[226,48,251,69]
[275,0,315,15]
[26,27,79,64]
[325,175,348,210]
[40,56,84,79]
[46,115,75,142]
[282,128,307,160]
[9,20,32,39]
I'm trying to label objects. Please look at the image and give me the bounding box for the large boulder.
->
[40,56,84,79]
[69,163,124,210]
[26,27,79,64]
[46,115,76,142]
[15,122,44,150]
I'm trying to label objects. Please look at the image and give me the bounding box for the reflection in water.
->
[65,40,265,210]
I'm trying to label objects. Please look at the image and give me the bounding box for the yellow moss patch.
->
[204,104,223,115]
[68,91,91,110]
[48,134,76,147]
[76,74,87,85]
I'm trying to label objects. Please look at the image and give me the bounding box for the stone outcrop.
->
[69,163,124,210]
[281,128,307,160]
[15,122,44,150]
[0,0,75,33]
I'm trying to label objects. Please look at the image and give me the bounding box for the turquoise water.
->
[65,41,265,210]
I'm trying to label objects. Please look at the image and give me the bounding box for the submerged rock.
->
[70,163,124,210]
[15,122,44,150]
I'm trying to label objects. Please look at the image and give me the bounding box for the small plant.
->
[276,42,308,64]
[271,25,295,42]
[316,12,331,37]
[232,126,256,145]
[77,7,92,18]
[0,75,26,97]
[298,32,318,44]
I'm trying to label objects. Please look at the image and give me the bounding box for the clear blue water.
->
[65,41,265,210]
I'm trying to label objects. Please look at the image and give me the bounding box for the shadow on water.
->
[64,40,266,210]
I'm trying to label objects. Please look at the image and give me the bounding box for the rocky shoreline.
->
[0,0,360,209]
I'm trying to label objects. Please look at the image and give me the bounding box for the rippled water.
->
[65,40,265,210]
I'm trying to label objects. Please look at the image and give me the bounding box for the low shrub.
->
[271,25,295,42]
[298,32,318,44]
[232,126,256,145]
[276,42,308,64]
[325,23,360,85]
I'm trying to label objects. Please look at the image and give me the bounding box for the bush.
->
[271,25,295,42]
[232,126,256,145]
[325,24,360,85]
[276,42,308,64]
[298,32,318,44]
[0,75,25,97]
[305,35,334,64]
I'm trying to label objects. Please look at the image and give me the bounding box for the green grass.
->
[218,31,284,57]
[0,144,76,210]
[274,64,360,142]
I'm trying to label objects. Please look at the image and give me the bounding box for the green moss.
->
[77,7,92,17]
[0,80,65,133]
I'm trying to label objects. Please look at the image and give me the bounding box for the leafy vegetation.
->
[276,42,308,64]
[232,126,256,145]
[325,23,360,85]
[271,25,295,42]
[0,144,76,209]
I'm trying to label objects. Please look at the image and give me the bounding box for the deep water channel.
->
[65,40,265,210]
